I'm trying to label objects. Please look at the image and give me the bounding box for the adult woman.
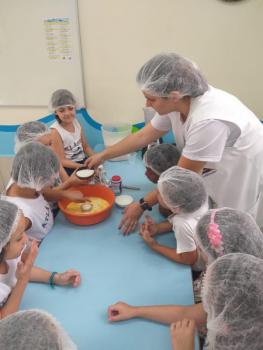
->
[87,53,263,228]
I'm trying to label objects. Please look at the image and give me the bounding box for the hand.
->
[63,190,91,202]
[67,170,93,186]
[140,224,157,248]
[170,319,196,350]
[108,302,137,322]
[85,153,105,169]
[143,215,158,236]
[54,269,81,287]
[16,240,38,281]
[118,202,144,235]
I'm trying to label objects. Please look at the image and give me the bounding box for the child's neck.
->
[61,120,75,132]
[7,183,39,199]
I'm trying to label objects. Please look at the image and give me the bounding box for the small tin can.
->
[111,175,122,194]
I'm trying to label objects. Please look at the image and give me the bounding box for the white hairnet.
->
[196,208,263,264]
[136,53,208,98]
[11,142,60,191]
[49,89,77,112]
[15,121,50,153]
[202,253,263,350]
[0,309,77,350]
[0,200,21,254]
[143,144,181,175]
[157,166,207,213]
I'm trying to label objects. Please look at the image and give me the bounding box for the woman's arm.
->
[108,302,206,326]
[86,123,165,168]
[177,156,206,175]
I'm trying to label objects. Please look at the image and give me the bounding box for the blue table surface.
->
[21,155,199,350]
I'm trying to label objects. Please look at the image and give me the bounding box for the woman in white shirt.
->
[87,53,263,228]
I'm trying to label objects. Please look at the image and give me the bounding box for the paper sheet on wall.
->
[44,18,73,60]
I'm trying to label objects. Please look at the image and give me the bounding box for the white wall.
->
[0,0,262,125]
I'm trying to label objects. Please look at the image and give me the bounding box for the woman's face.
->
[4,214,28,260]
[143,92,177,116]
[145,167,159,184]
[55,105,76,124]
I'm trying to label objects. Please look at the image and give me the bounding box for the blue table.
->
[21,155,199,350]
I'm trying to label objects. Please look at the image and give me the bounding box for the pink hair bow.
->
[207,210,224,256]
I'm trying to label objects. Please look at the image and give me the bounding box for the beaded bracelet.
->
[49,271,58,289]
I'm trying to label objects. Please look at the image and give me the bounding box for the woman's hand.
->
[118,202,144,235]
[85,153,105,169]
[108,302,137,322]
[16,241,38,281]
[54,269,81,287]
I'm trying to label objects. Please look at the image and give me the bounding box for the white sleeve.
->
[151,114,172,132]
[182,120,230,162]
[173,221,197,253]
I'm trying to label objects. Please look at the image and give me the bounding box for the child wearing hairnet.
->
[15,121,93,209]
[3,142,62,243]
[140,166,208,270]
[171,253,263,350]
[50,89,94,176]
[120,143,181,234]
[0,199,80,319]
[0,309,77,349]
[108,207,263,347]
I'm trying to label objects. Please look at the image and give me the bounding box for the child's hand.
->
[108,302,136,322]
[144,215,158,236]
[68,170,93,186]
[140,224,157,248]
[170,319,196,350]
[54,269,81,287]
[16,241,38,281]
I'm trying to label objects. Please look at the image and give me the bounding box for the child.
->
[140,166,208,270]
[108,208,263,340]
[3,142,60,243]
[120,143,181,234]
[0,199,80,319]
[171,253,263,350]
[50,89,94,176]
[0,309,77,349]
[15,121,91,206]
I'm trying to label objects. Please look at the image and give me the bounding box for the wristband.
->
[49,271,58,289]
[139,197,152,211]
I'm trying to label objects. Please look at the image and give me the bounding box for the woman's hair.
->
[136,52,208,98]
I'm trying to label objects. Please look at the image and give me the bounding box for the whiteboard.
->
[0,0,85,106]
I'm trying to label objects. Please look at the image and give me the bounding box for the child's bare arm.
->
[30,267,81,287]
[108,302,206,325]
[81,129,94,157]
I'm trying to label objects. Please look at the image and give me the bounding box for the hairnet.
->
[0,309,77,350]
[196,208,263,264]
[15,121,50,153]
[157,166,207,213]
[11,142,60,191]
[49,89,77,112]
[202,253,263,350]
[136,52,208,98]
[0,200,21,253]
[143,144,181,175]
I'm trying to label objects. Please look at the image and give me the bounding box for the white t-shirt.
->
[0,256,20,307]
[51,118,86,162]
[3,182,53,242]
[169,202,208,271]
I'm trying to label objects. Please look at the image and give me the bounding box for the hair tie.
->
[207,209,224,256]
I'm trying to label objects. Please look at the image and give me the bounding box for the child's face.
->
[37,133,53,148]
[145,167,159,184]
[55,105,76,124]
[4,214,28,260]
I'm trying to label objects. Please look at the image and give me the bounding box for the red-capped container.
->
[111,175,122,194]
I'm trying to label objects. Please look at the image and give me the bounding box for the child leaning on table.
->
[50,89,94,176]
[15,121,92,208]
[0,199,80,319]
[140,166,208,271]
[3,142,60,244]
